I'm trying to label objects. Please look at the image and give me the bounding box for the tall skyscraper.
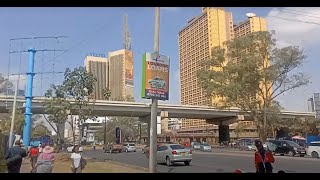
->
[84,54,108,100]
[233,14,267,38]
[108,14,134,101]
[178,7,234,128]
[178,8,267,129]
[108,49,134,100]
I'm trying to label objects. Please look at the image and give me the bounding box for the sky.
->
[1,7,320,113]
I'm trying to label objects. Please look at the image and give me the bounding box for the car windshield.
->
[170,145,185,150]
[202,143,210,146]
[194,142,200,145]
[129,144,135,146]
[286,141,300,147]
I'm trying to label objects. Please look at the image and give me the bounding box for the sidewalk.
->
[20,153,147,173]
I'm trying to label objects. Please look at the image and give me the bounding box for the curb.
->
[103,160,149,172]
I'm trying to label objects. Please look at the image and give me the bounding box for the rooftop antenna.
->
[123,14,131,50]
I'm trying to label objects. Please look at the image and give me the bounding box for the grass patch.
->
[20,153,147,173]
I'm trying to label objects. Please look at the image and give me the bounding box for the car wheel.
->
[166,156,172,166]
[299,155,305,157]
[184,161,190,166]
[311,151,319,158]
[288,151,294,156]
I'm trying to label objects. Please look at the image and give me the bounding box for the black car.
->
[268,140,306,157]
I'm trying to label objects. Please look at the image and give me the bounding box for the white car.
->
[307,141,320,158]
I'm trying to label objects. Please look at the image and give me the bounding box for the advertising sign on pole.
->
[141,52,170,100]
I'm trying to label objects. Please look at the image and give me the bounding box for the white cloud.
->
[266,8,320,111]
[161,7,180,12]
[266,7,320,47]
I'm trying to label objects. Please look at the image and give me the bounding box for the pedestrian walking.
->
[5,141,27,173]
[36,145,55,173]
[28,145,39,172]
[254,140,275,173]
[71,145,86,173]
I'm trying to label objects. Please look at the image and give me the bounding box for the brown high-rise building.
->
[84,54,109,100]
[233,14,267,38]
[108,49,134,100]
[179,8,267,129]
[178,7,234,128]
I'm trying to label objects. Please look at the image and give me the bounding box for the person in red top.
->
[254,140,275,173]
[29,145,39,170]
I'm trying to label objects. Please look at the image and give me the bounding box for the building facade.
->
[178,7,267,129]
[178,7,234,129]
[84,54,108,100]
[108,49,134,100]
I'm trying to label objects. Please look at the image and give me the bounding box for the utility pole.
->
[8,78,19,148]
[23,48,36,149]
[149,7,160,173]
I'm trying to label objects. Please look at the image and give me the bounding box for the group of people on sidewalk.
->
[5,141,86,173]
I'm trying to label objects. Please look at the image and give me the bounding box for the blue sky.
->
[1,7,319,112]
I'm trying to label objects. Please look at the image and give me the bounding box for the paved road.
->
[82,149,320,173]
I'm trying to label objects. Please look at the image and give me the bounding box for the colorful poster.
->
[141,52,170,100]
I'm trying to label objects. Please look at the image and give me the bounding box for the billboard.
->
[141,52,170,100]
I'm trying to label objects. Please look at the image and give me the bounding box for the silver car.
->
[157,144,192,166]
[123,143,136,152]
[192,142,201,150]
[200,143,212,152]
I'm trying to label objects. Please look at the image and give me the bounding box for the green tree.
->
[43,84,71,142]
[62,67,96,128]
[197,31,310,142]
[234,122,249,139]
[32,121,50,137]
[102,88,111,100]
[0,73,12,94]
[44,67,96,145]
[0,109,24,135]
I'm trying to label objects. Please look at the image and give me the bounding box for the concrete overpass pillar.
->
[218,125,230,143]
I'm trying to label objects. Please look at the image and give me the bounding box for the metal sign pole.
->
[149,7,160,173]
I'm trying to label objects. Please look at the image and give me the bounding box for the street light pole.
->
[149,7,160,173]
[8,78,19,148]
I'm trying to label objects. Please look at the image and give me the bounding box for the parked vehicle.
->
[103,143,123,153]
[268,140,306,157]
[142,145,149,154]
[238,139,257,151]
[123,143,136,152]
[146,144,161,158]
[192,142,201,150]
[200,142,212,152]
[157,144,192,166]
[307,141,320,158]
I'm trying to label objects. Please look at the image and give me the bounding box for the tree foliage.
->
[44,66,96,144]
[0,73,12,94]
[32,121,50,137]
[102,88,111,100]
[234,122,249,138]
[0,109,24,135]
[197,31,310,141]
